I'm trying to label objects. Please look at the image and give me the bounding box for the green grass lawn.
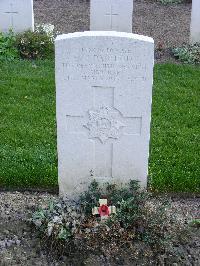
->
[0,60,57,188]
[0,60,199,193]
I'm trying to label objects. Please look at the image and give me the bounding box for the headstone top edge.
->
[55,31,154,44]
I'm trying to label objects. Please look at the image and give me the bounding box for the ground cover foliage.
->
[0,24,55,60]
[30,181,192,265]
[172,43,200,65]
[0,31,18,60]
[0,60,199,192]
[159,0,183,4]
[157,0,191,4]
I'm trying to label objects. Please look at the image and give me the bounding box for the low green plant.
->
[189,219,200,228]
[79,180,101,215]
[172,43,200,64]
[0,31,19,60]
[79,179,141,216]
[31,197,84,242]
[80,179,173,250]
[15,24,55,59]
[107,186,182,250]
[159,0,183,4]
[30,181,187,260]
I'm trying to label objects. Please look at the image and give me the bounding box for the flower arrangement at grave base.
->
[29,180,189,264]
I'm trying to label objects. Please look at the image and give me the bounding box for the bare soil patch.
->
[0,192,199,265]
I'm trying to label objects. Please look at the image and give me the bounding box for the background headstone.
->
[55,31,154,197]
[0,0,34,33]
[90,0,133,32]
[190,0,200,44]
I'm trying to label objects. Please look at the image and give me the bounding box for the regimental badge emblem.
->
[84,106,125,144]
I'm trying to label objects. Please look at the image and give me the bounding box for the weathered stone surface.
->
[90,0,133,32]
[190,0,200,44]
[0,0,34,33]
[55,31,154,196]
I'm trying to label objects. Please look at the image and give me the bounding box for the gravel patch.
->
[0,192,57,266]
[33,0,192,63]
[0,191,199,265]
[133,0,191,49]
[34,0,191,50]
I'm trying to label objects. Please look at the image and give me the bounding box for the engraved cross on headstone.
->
[105,5,119,30]
[4,3,18,28]
[66,86,142,181]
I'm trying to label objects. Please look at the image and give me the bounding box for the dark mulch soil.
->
[34,0,192,62]
[0,192,199,265]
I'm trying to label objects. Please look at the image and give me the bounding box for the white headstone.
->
[0,0,34,33]
[190,0,200,44]
[55,31,154,196]
[90,0,133,32]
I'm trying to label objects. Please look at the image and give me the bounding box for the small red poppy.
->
[98,204,110,216]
